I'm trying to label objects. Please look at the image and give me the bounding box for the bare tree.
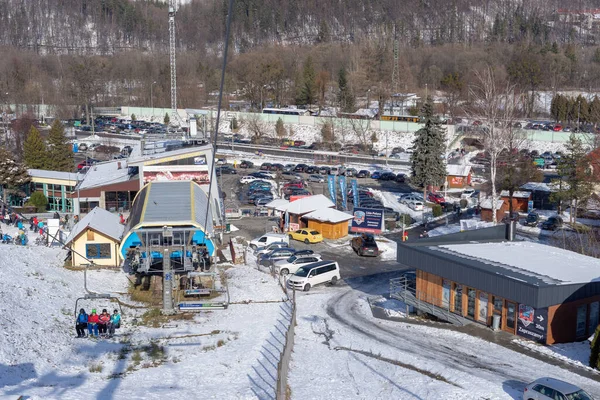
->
[246,114,268,143]
[348,117,372,151]
[468,67,522,223]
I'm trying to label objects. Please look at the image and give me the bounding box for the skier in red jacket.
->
[87,309,99,337]
[98,309,111,337]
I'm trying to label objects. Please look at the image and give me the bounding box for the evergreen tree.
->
[410,101,447,199]
[594,48,600,64]
[337,67,355,113]
[46,120,74,172]
[296,56,317,107]
[131,113,136,121]
[275,117,286,139]
[0,146,30,204]
[23,126,48,169]
[317,20,330,43]
[164,113,170,125]
[589,96,600,125]
[551,41,559,54]
[556,94,568,122]
[576,95,589,123]
[551,134,594,223]
[590,324,600,369]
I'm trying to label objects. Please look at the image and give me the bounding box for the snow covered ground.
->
[0,243,290,399]
[514,339,597,374]
[289,276,600,399]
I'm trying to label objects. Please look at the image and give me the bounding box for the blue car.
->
[371,171,383,179]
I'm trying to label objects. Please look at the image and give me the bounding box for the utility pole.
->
[151,81,157,117]
[391,24,399,116]
[162,245,175,314]
[168,0,184,129]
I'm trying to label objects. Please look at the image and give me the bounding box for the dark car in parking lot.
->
[542,216,563,231]
[255,196,274,206]
[239,160,254,168]
[395,173,407,183]
[351,233,379,257]
[294,164,309,172]
[260,162,273,171]
[271,163,284,171]
[319,166,331,175]
[304,166,317,174]
[379,172,396,181]
[356,170,370,178]
[216,165,237,176]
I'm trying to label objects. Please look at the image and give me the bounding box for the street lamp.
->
[151,81,157,117]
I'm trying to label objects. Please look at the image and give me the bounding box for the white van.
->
[286,260,341,292]
[249,233,289,250]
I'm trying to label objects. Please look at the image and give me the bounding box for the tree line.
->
[550,94,600,125]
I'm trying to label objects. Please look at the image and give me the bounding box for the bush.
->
[164,113,170,125]
[131,113,136,121]
[26,192,47,212]
[590,324,600,369]
[231,117,238,130]
[432,204,443,217]
[398,214,412,227]
[460,199,468,209]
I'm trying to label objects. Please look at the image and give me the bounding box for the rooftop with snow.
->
[436,241,600,286]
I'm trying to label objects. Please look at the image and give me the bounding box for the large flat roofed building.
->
[392,226,600,344]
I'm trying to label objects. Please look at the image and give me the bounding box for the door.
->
[478,292,489,324]
[453,284,463,315]
[576,304,587,339]
[589,302,599,336]
[442,280,451,308]
[493,297,503,327]
[504,301,517,333]
[467,288,476,319]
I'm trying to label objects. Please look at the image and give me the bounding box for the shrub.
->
[164,113,170,125]
[26,192,47,212]
[131,113,136,121]
[398,214,412,227]
[432,204,443,217]
[231,117,238,130]
[460,199,468,209]
[590,324,600,369]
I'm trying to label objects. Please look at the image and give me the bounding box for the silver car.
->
[308,174,325,183]
[255,241,289,256]
[523,377,593,400]
[400,194,423,204]
[258,248,296,267]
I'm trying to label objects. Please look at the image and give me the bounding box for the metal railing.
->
[390,277,470,326]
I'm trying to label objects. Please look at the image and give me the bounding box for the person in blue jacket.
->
[76,309,88,337]
[108,309,121,338]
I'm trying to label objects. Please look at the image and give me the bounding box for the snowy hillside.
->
[0,243,289,399]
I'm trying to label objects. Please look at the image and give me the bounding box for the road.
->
[288,272,600,398]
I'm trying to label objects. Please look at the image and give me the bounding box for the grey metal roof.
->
[127,143,213,166]
[395,226,600,308]
[28,169,81,182]
[129,181,213,233]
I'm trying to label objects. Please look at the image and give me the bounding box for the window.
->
[86,244,112,259]
[493,297,503,314]
[577,304,587,339]
[467,288,476,318]
[589,302,599,336]
[442,280,451,308]
[478,292,489,324]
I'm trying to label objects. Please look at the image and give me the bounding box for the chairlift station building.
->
[393,227,600,344]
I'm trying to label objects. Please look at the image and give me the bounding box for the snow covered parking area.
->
[289,275,600,399]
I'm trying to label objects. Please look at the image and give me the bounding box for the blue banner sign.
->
[327,175,336,206]
[339,175,347,210]
[351,179,359,207]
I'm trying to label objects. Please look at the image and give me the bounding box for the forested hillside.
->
[2,0,600,117]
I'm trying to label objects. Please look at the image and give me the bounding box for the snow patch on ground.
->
[369,188,425,222]
[513,339,597,374]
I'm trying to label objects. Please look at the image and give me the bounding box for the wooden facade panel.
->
[416,270,443,307]
[547,294,600,344]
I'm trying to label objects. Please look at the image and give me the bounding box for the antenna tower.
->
[169,0,182,126]
[391,24,399,101]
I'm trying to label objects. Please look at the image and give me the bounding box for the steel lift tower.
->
[169,0,185,127]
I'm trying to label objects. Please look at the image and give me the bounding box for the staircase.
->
[390,277,472,326]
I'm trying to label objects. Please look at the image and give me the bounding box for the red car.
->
[427,192,445,204]
[77,160,96,171]
[553,124,562,132]
[284,181,304,189]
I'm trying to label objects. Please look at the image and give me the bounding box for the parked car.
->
[239,160,254,168]
[523,377,592,400]
[286,260,341,292]
[282,164,295,172]
[249,233,290,250]
[216,165,237,175]
[78,143,88,151]
[284,190,311,200]
[502,211,520,223]
[319,166,331,175]
[283,181,304,189]
[351,233,379,257]
[395,173,407,183]
[258,247,297,267]
[308,174,325,183]
[255,196,274,206]
[461,188,476,198]
[294,164,309,172]
[304,166,317,174]
[255,241,290,256]
[288,229,323,244]
[553,124,562,132]
[345,168,358,177]
[273,254,323,276]
[400,194,423,204]
[356,170,370,178]
[260,162,273,171]
[281,171,302,180]
[525,212,540,227]
[427,192,445,204]
[271,163,284,171]
[408,201,424,211]
[379,172,397,181]
[541,215,563,231]
[371,171,384,180]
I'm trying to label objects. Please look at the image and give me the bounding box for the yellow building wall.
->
[31,177,78,186]
[307,220,348,240]
[71,230,122,267]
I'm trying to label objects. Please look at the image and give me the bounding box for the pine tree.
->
[410,101,447,199]
[275,117,286,139]
[46,120,74,172]
[589,96,600,125]
[0,146,30,204]
[551,134,594,223]
[296,56,317,107]
[164,113,170,125]
[337,67,355,113]
[23,126,48,169]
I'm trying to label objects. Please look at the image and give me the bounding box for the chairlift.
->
[177,269,229,311]
[74,265,123,319]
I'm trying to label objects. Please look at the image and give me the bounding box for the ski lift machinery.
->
[74,264,123,319]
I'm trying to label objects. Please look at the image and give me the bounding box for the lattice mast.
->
[169,0,178,124]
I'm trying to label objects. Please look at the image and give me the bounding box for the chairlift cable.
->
[202,0,235,236]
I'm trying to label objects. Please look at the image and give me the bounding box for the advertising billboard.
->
[351,207,384,234]
[143,165,210,184]
[517,304,548,343]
